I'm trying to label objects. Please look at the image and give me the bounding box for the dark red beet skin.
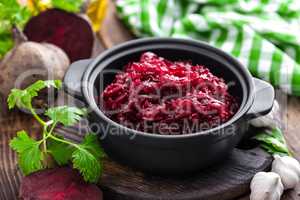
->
[24,9,94,62]
[101,52,238,135]
[20,167,102,200]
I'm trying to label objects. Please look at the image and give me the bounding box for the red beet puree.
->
[101,52,238,135]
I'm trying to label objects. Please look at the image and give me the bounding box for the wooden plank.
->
[281,97,300,200]
[0,113,39,200]
[98,0,134,49]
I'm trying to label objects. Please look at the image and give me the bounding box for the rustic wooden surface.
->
[0,110,273,200]
[0,1,300,200]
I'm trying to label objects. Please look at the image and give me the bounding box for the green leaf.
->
[72,149,100,183]
[255,134,287,153]
[10,130,36,152]
[0,0,31,25]
[260,143,288,156]
[9,130,44,175]
[254,128,291,156]
[27,80,62,95]
[48,136,75,165]
[45,106,86,126]
[80,134,105,159]
[51,0,83,13]
[0,0,31,57]
[72,134,104,183]
[7,80,62,110]
[0,33,14,58]
[7,88,31,109]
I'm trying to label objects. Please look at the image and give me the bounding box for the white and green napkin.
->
[116,0,300,96]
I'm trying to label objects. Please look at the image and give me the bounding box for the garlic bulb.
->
[250,172,283,200]
[250,100,279,128]
[271,155,300,189]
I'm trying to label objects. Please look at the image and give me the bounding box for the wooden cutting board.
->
[100,148,272,200]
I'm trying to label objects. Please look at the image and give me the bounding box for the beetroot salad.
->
[100,52,238,135]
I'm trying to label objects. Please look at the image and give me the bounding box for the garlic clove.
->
[250,172,283,200]
[250,100,279,128]
[271,155,300,189]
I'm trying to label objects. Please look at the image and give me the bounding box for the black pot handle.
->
[246,78,275,119]
[63,59,93,101]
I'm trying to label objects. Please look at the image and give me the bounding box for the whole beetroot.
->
[0,27,70,112]
[20,167,103,200]
[24,8,94,62]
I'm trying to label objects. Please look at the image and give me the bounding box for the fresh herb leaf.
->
[80,134,105,159]
[10,130,37,152]
[27,80,62,95]
[72,149,101,183]
[51,0,83,13]
[260,143,289,157]
[254,128,291,156]
[48,137,74,165]
[72,134,104,183]
[7,88,32,109]
[18,145,44,175]
[10,130,44,175]
[7,80,62,109]
[0,0,31,58]
[255,133,288,153]
[0,33,14,56]
[45,106,86,126]
[0,0,31,26]
[8,80,104,183]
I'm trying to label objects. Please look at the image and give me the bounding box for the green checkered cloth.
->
[115,0,300,96]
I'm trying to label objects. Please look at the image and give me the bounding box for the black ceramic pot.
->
[63,38,274,174]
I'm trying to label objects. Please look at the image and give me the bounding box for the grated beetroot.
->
[101,52,238,135]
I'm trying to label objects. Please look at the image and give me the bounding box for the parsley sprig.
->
[8,80,104,183]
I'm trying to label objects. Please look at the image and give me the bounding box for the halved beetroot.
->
[20,167,103,200]
[24,9,94,62]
